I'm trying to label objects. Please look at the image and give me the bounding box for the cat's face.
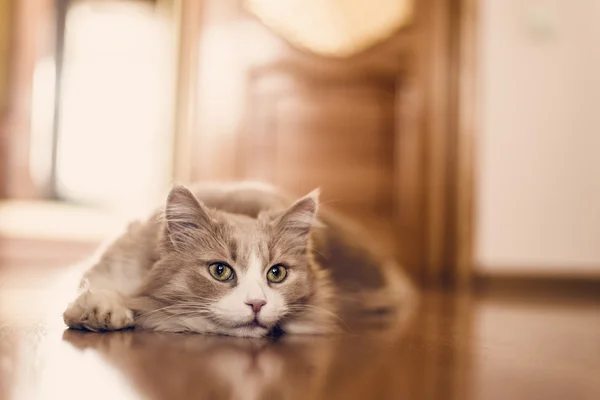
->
[133,186,323,337]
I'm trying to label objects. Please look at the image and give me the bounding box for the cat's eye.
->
[266,264,288,283]
[208,262,235,281]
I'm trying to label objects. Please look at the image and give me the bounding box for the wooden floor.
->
[0,267,599,400]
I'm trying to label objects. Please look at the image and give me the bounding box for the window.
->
[30,0,176,215]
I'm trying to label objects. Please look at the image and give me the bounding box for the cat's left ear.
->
[165,185,213,248]
[274,189,320,237]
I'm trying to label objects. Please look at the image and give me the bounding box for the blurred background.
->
[0,0,599,288]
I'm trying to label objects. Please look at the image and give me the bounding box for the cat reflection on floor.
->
[62,306,414,400]
[63,330,334,400]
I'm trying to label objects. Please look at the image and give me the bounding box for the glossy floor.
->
[0,267,599,400]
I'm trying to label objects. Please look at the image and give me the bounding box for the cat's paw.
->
[63,289,134,331]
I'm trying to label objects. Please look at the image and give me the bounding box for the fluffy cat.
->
[63,182,414,337]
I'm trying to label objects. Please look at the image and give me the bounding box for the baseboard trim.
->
[473,273,600,301]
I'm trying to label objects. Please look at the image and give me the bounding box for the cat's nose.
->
[245,299,266,314]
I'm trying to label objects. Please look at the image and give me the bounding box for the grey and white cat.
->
[63,182,413,337]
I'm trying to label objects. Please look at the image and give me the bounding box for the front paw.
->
[63,289,134,331]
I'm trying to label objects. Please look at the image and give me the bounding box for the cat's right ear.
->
[165,185,212,247]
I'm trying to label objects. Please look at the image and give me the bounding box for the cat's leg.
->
[63,218,160,331]
[63,288,135,331]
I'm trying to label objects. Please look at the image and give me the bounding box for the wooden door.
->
[174,0,476,285]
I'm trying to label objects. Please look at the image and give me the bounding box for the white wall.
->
[477,0,600,275]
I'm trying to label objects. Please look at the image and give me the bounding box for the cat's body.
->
[64,182,414,337]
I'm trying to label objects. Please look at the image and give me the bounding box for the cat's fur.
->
[63,182,414,337]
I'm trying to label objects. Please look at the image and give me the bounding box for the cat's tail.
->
[349,260,419,336]
[381,260,419,310]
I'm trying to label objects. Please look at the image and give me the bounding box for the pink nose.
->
[245,300,266,314]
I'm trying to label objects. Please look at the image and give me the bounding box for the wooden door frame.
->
[452,0,479,287]
[392,0,479,287]
[171,0,480,287]
[0,0,55,199]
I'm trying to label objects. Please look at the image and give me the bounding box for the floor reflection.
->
[2,270,598,400]
[60,305,416,400]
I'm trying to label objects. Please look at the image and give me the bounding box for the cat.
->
[63,182,414,337]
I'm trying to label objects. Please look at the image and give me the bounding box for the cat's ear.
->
[165,185,212,246]
[275,189,320,237]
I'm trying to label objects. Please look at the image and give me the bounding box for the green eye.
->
[208,262,234,281]
[267,264,288,283]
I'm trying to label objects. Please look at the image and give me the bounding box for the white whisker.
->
[288,304,349,329]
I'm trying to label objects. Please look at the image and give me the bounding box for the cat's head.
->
[132,185,334,337]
